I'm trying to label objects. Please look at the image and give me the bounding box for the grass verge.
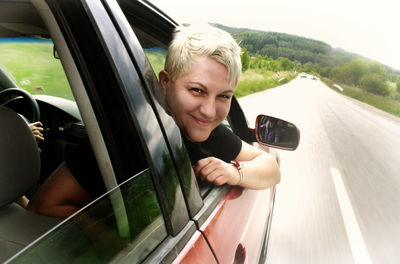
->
[321,78,400,117]
[235,70,296,98]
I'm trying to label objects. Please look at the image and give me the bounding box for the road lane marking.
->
[331,167,372,264]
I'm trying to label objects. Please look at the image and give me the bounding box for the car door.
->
[2,0,204,263]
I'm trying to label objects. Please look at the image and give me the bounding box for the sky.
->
[152,0,400,70]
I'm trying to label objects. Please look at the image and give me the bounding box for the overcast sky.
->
[152,0,400,70]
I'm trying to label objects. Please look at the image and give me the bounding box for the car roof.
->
[0,0,48,38]
[0,0,176,39]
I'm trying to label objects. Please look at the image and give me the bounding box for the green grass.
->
[235,69,296,97]
[322,78,400,117]
[0,42,73,100]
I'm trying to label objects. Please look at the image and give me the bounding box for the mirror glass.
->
[256,115,300,150]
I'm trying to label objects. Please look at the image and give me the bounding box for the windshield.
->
[0,37,73,101]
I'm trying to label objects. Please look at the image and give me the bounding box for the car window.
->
[131,26,239,199]
[9,169,167,264]
[1,38,169,263]
[130,29,219,197]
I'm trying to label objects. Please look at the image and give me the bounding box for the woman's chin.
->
[186,131,210,143]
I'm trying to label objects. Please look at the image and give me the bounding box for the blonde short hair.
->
[165,24,242,88]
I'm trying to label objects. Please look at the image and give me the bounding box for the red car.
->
[0,0,299,263]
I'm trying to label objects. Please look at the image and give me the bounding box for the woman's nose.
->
[199,98,216,119]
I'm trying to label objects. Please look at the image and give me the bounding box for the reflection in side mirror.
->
[255,114,300,151]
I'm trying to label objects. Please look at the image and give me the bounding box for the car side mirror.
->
[255,114,300,151]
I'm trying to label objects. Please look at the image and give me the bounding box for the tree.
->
[360,74,389,96]
[343,59,366,86]
[319,67,331,78]
[396,78,400,94]
[255,55,263,69]
[330,66,348,83]
[368,62,387,78]
[293,61,302,73]
[304,62,316,73]
[241,48,250,72]
[269,60,278,72]
[278,57,293,71]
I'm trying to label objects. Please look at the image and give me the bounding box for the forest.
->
[213,23,400,99]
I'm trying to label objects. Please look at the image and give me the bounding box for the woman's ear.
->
[158,70,169,93]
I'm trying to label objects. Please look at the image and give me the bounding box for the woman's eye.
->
[190,88,203,94]
[218,94,231,100]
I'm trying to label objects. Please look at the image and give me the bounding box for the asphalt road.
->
[239,76,400,264]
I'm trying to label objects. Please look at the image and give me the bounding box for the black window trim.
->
[192,185,230,228]
[102,0,204,218]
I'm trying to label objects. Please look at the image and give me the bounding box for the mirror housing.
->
[255,114,300,151]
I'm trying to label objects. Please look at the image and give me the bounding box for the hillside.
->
[211,24,400,118]
[213,23,399,74]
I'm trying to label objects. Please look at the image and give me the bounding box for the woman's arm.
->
[234,141,281,189]
[194,141,281,190]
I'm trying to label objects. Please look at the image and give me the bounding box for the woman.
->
[158,25,280,189]
[27,25,280,219]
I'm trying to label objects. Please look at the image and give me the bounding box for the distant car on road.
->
[300,73,307,78]
[311,76,317,80]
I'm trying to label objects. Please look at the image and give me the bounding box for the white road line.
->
[331,167,372,264]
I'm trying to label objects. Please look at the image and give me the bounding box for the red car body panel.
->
[173,230,217,264]
[200,186,274,264]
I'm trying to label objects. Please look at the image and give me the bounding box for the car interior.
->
[0,1,184,262]
[0,1,86,261]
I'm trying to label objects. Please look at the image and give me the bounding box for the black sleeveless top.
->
[182,124,242,165]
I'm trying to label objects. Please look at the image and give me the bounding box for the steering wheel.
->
[0,88,40,123]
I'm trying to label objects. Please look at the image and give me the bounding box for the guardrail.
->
[333,84,344,92]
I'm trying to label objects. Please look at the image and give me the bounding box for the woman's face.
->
[160,56,234,142]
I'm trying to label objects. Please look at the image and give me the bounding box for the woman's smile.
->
[190,115,213,127]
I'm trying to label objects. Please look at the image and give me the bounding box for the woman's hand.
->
[194,157,241,186]
[28,121,44,142]
[28,121,44,152]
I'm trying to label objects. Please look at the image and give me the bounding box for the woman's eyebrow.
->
[222,90,234,94]
[187,82,234,94]
[187,81,207,90]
